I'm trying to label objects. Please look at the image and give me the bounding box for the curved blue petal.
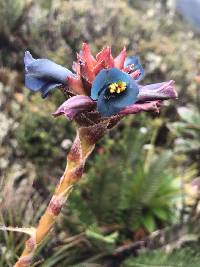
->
[97,88,119,116]
[91,68,137,100]
[124,56,145,81]
[95,71,139,117]
[24,51,73,96]
[124,56,139,67]
[25,76,47,92]
[24,50,34,65]
[41,82,62,98]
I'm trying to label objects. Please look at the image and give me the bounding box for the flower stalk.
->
[10,42,177,266]
[14,127,96,267]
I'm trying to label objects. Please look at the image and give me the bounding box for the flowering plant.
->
[12,43,177,266]
[25,43,176,120]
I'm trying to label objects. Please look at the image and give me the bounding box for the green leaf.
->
[86,228,118,244]
[152,208,169,221]
[142,214,156,233]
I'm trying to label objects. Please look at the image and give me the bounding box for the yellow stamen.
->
[108,81,126,94]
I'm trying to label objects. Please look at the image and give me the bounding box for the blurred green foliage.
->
[16,92,75,175]
[69,117,179,233]
[168,105,200,171]
[124,245,200,267]
[0,0,200,266]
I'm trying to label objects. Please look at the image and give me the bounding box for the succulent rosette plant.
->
[12,43,177,267]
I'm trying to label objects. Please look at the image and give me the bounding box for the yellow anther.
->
[109,83,118,93]
[108,81,126,94]
[117,87,121,94]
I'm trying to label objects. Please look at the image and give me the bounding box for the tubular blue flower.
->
[90,68,139,117]
[124,56,145,81]
[24,51,73,98]
[119,101,162,115]
[138,80,177,101]
[52,95,96,120]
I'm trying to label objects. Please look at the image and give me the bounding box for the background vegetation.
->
[0,0,200,266]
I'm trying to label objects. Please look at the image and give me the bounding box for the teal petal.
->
[91,68,137,100]
[95,70,139,117]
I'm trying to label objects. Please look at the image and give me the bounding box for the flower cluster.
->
[24,43,177,120]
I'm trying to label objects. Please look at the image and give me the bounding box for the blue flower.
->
[124,56,145,81]
[24,51,73,98]
[90,68,139,117]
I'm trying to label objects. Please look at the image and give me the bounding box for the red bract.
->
[68,43,128,95]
